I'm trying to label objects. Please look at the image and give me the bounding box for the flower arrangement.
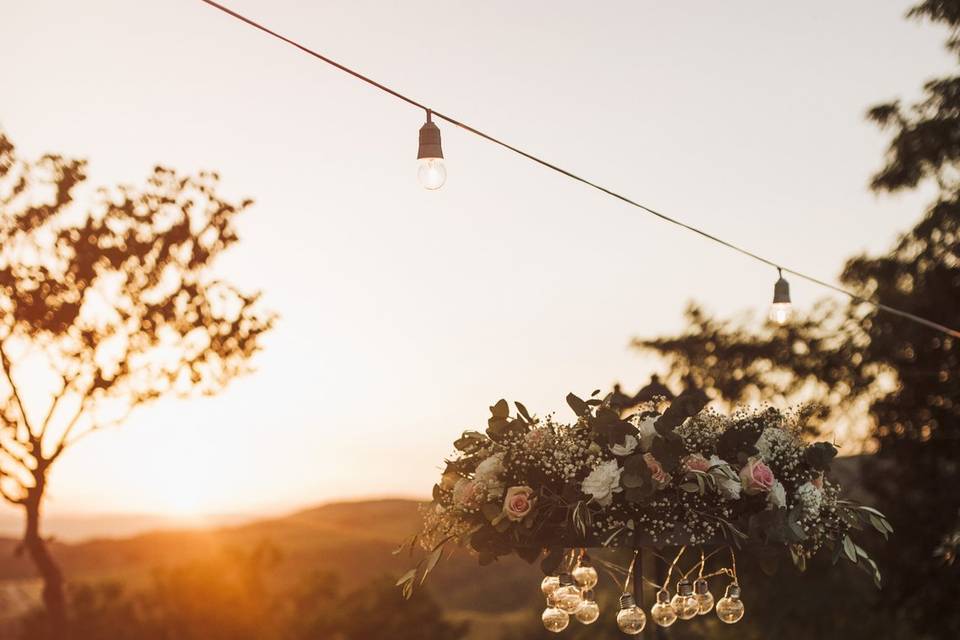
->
[398,388,890,633]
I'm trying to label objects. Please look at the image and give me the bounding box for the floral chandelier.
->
[398,388,890,634]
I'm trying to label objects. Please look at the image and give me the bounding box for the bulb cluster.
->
[540,557,600,633]
[540,567,745,634]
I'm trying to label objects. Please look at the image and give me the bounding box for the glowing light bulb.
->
[650,590,678,628]
[615,594,646,635]
[575,590,600,625]
[553,574,583,614]
[417,158,446,190]
[769,270,792,325]
[694,578,714,615]
[541,575,560,597]
[416,111,446,190]
[572,557,599,590]
[541,606,570,633]
[716,584,745,624]
[669,580,700,620]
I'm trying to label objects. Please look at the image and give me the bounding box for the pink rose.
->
[643,453,672,489]
[739,458,775,495]
[502,486,536,522]
[682,454,711,473]
[452,479,483,508]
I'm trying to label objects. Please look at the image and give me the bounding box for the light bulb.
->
[572,557,599,590]
[553,574,583,614]
[416,112,446,190]
[541,606,570,633]
[769,302,792,325]
[650,590,677,628]
[694,578,714,615]
[541,575,560,597]
[769,270,792,325]
[615,594,646,635]
[575,590,600,625]
[669,580,700,620]
[417,158,446,190]
[715,584,745,624]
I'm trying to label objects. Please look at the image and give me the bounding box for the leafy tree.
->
[0,130,274,636]
[634,3,960,638]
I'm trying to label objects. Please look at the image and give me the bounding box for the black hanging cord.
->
[197,0,960,340]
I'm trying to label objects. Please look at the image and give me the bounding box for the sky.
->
[0,0,951,534]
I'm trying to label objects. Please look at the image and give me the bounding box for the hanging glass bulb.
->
[769,268,792,325]
[553,574,583,614]
[650,589,678,628]
[669,580,700,620]
[541,606,570,633]
[541,575,560,597]
[615,594,646,635]
[575,589,600,625]
[693,578,714,615]
[416,111,446,190]
[716,584,745,624]
[572,556,599,590]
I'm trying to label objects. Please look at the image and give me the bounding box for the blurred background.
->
[0,0,957,638]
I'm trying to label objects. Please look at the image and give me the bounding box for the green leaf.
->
[566,393,589,417]
[868,514,889,540]
[680,482,700,493]
[843,535,857,563]
[395,568,416,587]
[515,401,533,424]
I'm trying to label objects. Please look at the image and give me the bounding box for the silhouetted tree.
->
[0,130,274,637]
[635,3,960,638]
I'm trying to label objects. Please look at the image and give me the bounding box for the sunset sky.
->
[0,0,948,533]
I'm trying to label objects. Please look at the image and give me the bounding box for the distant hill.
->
[0,499,544,638]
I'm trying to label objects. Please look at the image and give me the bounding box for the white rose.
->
[609,434,639,457]
[474,453,504,484]
[636,417,658,452]
[767,480,787,509]
[709,455,742,500]
[581,460,623,507]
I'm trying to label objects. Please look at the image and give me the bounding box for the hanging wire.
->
[198,0,960,341]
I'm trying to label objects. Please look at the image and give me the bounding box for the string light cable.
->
[198,0,960,340]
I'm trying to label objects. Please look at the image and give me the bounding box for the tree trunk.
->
[23,475,68,639]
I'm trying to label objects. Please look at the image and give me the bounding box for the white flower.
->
[756,427,794,461]
[474,453,504,484]
[709,456,742,500]
[767,480,787,509]
[636,417,658,452]
[581,459,623,507]
[796,482,823,517]
[609,434,639,457]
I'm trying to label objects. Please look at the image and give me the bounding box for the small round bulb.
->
[615,594,646,635]
[540,575,560,597]
[541,606,569,633]
[572,557,599,590]
[575,590,600,625]
[417,158,446,190]
[693,578,714,615]
[769,271,792,325]
[669,580,700,620]
[650,589,678,628]
[553,574,583,614]
[716,584,745,624]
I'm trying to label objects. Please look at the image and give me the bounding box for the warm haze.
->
[0,0,947,535]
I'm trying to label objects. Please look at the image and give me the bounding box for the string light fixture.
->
[769,268,793,325]
[198,0,960,341]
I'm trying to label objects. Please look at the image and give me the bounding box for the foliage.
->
[0,129,275,631]
[17,546,467,640]
[634,2,960,637]
[402,390,887,601]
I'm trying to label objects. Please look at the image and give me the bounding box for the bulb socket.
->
[417,117,443,160]
[677,580,694,597]
[773,275,791,304]
[581,589,595,602]
[619,593,636,609]
[656,590,671,605]
[558,573,575,587]
[694,579,709,595]
[726,584,741,599]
